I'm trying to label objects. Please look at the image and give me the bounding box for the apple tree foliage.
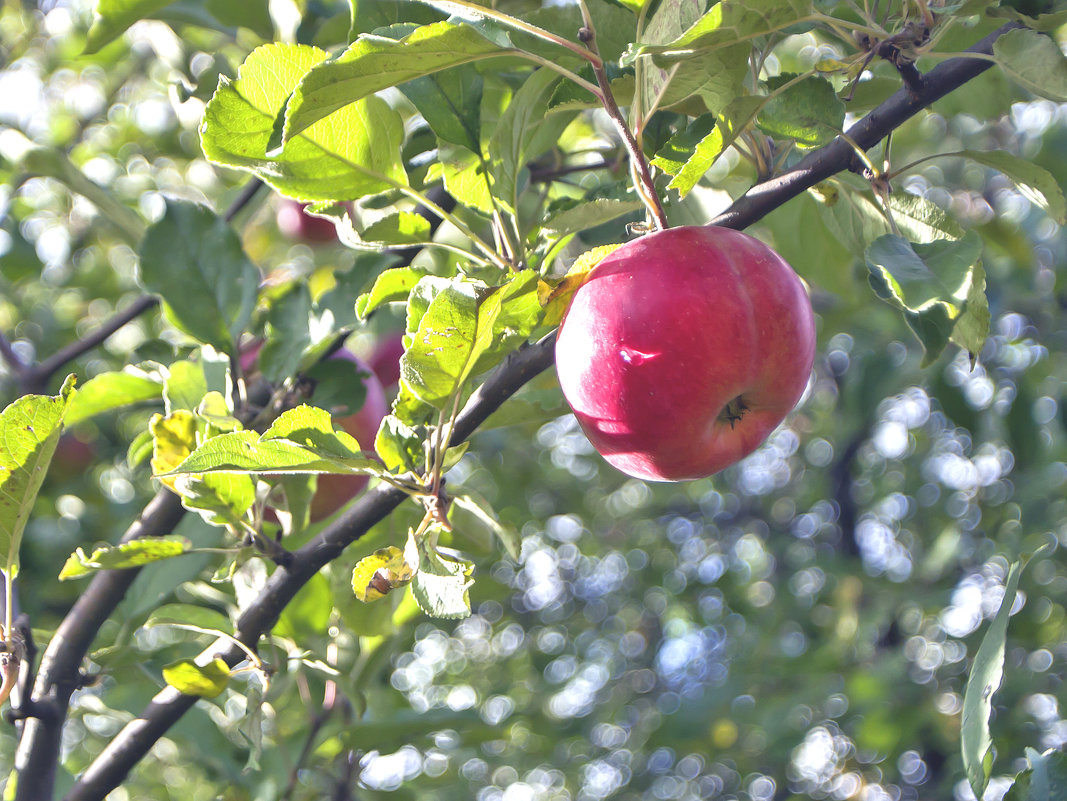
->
[3,0,1067,799]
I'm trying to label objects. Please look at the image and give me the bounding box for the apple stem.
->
[576,3,669,232]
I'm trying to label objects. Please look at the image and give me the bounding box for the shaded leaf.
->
[756,75,843,148]
[138,200,259,352]
[963,149,1066,224]
[992,27,1067,102]
[145,603,232,633]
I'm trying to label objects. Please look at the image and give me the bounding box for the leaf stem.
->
[577,0,668,231]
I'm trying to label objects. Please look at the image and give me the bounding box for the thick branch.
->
[13,490,185,801]
[712,22,1019,230]
[62,23,1016,801]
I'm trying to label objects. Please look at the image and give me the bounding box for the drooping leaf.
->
[487,69,571,217]
[164,359,209,415]
[540,199,645,240]
[138,200,260,352]
[59,536,193,581]
[65,367,163,426]
[401,63,483,152]
[411,542,474,619]
[631,0,816,60]
[201,43,408,202]
[451,492,520,560]
[962,547,1048,800]
[992,27,1067,102]
[173,471,256,529]
[162,657,230,698]
[0,375,77,580]
[282,22,512,142]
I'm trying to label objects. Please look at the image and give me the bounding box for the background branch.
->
[27,22,1017,801]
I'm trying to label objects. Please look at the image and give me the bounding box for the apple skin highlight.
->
[555,226,815,482]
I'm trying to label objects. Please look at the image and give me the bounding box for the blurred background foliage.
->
[1,1,1067,800]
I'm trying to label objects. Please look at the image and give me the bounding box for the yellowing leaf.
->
[352,545,417,602]
[150,411,198,492]
[539,244,623,327]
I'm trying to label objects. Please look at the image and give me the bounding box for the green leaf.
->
[138,200,259,351]
[374,415,424,474]
[352,544,417,602]
[275,572,332,639]
[541,199,645,239]
[58,536,192,581]
[865,232,982,313]
[427,145,495,217]
[992,27,1067,102]
[339,211,434,251]
[866,232,986,364]
[962,149,1067,225]
[756,75,843,148]
[357,267,428,319]
[402,64,483,152]
[163,406,383,477]
[962,549,1046,800]
[162,657,230,698]
[401,278,503,409]
[145,602,232,633]
[258,284,313,384]
[201,43,407,202]
[282,22,511,143]
[451,492,520,560]
[1003,748,1067,801]
[65,367,163,426]
[412,542,474,619]
[85,0,171,54]
[173,471,256,529]
[0,375,77,580]
[164,359,209,415]
[487,68,570,217]
[633,0,815,59]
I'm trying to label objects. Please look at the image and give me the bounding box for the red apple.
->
[554,225,815,481]
[307,349,389,521]
[367,331,405,391]
[276,198,341,243]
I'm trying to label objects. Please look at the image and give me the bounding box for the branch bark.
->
[22,22,1016,801]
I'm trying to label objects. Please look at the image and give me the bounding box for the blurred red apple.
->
[555,225,815,481]
[276,198,341,243]
[367,331,405,391]
[308,349,389,521]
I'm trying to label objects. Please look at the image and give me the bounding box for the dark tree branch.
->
[20,296,160,395]
[712,22,1019,230]
[13,490,185,801]
[54,22,1017,801]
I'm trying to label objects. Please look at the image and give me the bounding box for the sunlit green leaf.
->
[66,367,163,426]
[0,375,77,580]
[162,657,230,698]
[59,536,192,581]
